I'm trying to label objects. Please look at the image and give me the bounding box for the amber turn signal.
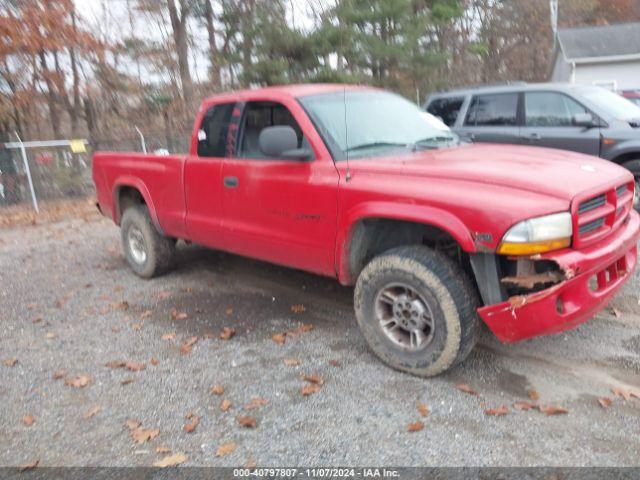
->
[497,237,571,255]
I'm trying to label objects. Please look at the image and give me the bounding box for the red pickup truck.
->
[93,84,640,376]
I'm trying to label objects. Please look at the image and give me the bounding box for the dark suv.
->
[425,83,640,192]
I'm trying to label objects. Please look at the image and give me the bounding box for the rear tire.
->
[120,205,175,278]
[354,246,479,377]
[621,159,640,211]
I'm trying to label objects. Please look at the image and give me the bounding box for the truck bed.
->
[92,152,188,239]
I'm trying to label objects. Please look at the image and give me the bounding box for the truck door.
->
[456,92,521,144]
[220,99,339,276]
[184,101,237,247]
[520,91,601,156]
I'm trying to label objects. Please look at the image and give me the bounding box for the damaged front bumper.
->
[478,210,640,342]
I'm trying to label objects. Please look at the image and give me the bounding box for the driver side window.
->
[237,102,312,159]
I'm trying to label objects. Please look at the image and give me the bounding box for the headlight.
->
[497,212,572,255]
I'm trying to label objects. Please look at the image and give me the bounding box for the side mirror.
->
[259,126,298,157]
[573,113,596,128]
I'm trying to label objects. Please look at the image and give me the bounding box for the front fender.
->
[602,140,640,162]
[113,176,163,233]
[336,201,476,285]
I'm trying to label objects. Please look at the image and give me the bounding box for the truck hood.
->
[351,143,631,201]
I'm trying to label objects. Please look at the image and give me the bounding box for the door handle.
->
[223,176,239,188]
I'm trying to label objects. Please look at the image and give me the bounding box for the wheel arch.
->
[113,177,163,234]
[336,202,476,285]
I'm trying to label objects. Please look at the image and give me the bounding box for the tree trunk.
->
[38,51,63,140]
[203,0,221,89]
[167,0,194,108]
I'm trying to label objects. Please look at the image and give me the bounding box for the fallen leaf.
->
[170,309,187,321]
[301,374,323,385]
[216,442,236,457]
[455,383,477,396]
[22,414,35,426]
[157,291,171,300]
[290,304,306,313]
[417,403,430,417]
[105,360,126,369]
[598,397,612,409]
[183,416,200,433]
[289,323,313,335]
[225,307,233,316]
[245,397,268,410]
[301,383,321,396]
[117,301,130,311]
[52,370,66,380]
[125,361,146,372]
[131,427,160,444]
[83,405,101,420]
[156,445,171,454]
[538,405,569,415]
[210,385,225,395]
[513,401,538,411]
[150,358,159,366]
[612,387,632,401]
[611,307,622,318]
[3,358,18,367]
[284,358,300,366]
[328,360,340,367]
[20,459,39,471]
[245,455,257,468]
[485,406,509,416]
[131,323,143,331]
[237,415,257,428]
[65,374,91,388]
[527,390,540,401]
[121,378,135,385]
[407,421,424,432]
[219,327,235,340]
[180,336,198,355]
[271,333,286,344]
[46,332,56,339]
[154,452,187,468]
[185,411,196,419]
[162,332,176,341]
[124,419,141,430]
[140,310,153,319]
[220,399,232,412]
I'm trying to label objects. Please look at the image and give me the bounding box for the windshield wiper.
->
[412,135,457,151]
[345,141,409,153]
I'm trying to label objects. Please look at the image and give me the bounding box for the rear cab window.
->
[197,102,236,157]
[426,97,465,126]
[465,93,519,126]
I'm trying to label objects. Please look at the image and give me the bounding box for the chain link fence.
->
[0,131,190,218]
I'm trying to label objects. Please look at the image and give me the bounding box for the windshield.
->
[579,87,640,120]
[299,90,457,160]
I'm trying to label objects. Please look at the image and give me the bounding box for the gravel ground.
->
[1,212,639,467]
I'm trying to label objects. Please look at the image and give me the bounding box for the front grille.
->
[579,217,605,235]
[575,182,633,247]
[578,194,606,214]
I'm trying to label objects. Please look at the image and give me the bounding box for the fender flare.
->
[335,201,476,285]
[605,141,640,163]
[112,176,163,234]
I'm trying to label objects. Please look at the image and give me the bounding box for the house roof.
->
[558,21,640,61]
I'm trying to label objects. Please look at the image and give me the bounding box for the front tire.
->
[354,246,479,377]
[120,205,175,278]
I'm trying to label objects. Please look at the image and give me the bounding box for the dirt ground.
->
[1,207,639,467]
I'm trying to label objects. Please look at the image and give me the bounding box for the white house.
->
[549,21,640,91]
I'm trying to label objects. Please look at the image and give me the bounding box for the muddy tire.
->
[621,159,640,211]
[354,246,479,377]
[120,205,175,279]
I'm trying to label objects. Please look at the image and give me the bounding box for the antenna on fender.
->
[343,86,351,182]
